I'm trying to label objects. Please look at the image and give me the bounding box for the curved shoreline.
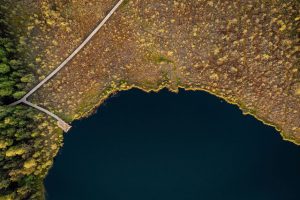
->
[72,83,300,146]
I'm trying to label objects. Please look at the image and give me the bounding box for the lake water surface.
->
[45,89,300,200]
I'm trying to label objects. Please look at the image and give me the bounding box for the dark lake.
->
[45,89,300,200]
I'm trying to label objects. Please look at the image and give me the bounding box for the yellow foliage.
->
[5,147,26,157]
[295,87,300,96]
[262,54,270,59]
[0,194,14,200]
[51,144,57,150]
[0,140,9,149]
[24,159,37,169]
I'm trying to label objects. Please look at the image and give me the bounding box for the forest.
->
[0,6,63,200]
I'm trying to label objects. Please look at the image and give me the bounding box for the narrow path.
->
[23,100,72,132]
[10,0,125,132]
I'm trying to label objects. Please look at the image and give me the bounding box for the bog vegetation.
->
[0,8,63,200]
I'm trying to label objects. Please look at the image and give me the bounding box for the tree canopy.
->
[0,8,64,200]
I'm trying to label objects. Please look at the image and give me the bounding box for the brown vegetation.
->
[3,0,300,141]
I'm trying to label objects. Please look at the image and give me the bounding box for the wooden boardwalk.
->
[10,0,125,132]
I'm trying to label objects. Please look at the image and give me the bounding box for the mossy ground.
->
[3,0,299,141]
[16,0,299,143]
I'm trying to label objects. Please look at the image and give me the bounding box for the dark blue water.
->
[45,89,300,200]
